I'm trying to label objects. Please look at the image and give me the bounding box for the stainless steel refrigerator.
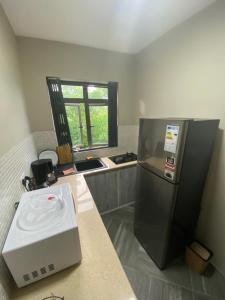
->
[134,118,219,269]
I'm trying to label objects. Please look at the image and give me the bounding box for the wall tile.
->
[0,135,37,299]
[33,126,139,159]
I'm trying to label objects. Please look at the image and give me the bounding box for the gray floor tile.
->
[150,277,193,300]
[124,235,191,289]
[132,255,192,290]
[101,214,112,230]
[202,270,225,299]
[102,207,225,300]
[188,264,225,299]
[105,211,192,289]
[192,291,221,300]
[160,258,192,290]
[124,266,151,300]
[106,218,123,243]
[102,205,135,223]
[189,268,206,294]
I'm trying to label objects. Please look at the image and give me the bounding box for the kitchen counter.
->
[101,157,137,170]
[84,157,137,176]
[12,159,137,300]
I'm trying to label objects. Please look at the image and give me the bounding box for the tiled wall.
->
[33,125,139,159]
[0,135,37,299]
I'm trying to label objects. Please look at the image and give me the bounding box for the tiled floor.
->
[101,206,225,300]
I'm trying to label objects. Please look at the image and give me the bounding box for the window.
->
[47,78,118,150]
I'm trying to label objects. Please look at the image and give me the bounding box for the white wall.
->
[0,5,37,299]
[17,37,136,132]
[135,0,225,274]
[17,37,139,156]
[0,7,31,156]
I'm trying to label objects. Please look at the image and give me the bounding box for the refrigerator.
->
[134,118,219,269]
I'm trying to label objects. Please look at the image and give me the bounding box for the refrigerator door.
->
[134,165,177,269]
[138,119,189,183]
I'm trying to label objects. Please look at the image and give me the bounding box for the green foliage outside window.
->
[90,106,108,145]
[66,104,89,148]
[62,85,83,98]
[88,86,108,99]
[64,85,108,149]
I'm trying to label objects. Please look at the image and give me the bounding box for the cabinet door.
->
[85,171,118,213]
[118,166,137,206]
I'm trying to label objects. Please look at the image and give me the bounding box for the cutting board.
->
[56,144,73,165]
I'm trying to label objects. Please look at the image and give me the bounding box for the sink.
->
[109,153,137,165]
[74,158,106,173]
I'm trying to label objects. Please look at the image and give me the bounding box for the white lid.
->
[17,192,64,232]
[3,183,77,253]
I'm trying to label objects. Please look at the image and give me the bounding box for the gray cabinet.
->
[85,171,118,213]
[85,165,137,214]
[118,166,137,206]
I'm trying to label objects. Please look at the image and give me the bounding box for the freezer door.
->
[134,165,177,269]
[138,119,188,183]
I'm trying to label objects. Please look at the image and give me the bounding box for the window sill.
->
[72,145,110,153]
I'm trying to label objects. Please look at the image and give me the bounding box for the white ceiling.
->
[1,0,215,54]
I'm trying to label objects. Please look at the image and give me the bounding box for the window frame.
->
[61,80,116,151]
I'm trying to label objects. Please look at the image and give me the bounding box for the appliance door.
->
[134,165,177,269]
[138,119,188,183]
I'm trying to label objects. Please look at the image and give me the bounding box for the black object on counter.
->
[109,152,137,164]
[31,159,56,189]
[54,163,76,177]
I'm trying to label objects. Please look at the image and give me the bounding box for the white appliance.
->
[2,183,82,288]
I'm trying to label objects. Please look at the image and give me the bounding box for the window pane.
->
[90,105,108,146]
[88,86,108,100]
[62,85,83,98]
[65,104,88,148]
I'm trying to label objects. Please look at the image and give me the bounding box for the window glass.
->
[65,104,88,148]
[59,81,117,149]
[89,105,108,146]
[88,86,108,100]
[62,85,83,98]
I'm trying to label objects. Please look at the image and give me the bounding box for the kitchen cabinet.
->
[85,170,118,213]
[85,165,137,214]
[118,166,137,206]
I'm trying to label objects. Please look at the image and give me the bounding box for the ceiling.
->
[1,0,215,54]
